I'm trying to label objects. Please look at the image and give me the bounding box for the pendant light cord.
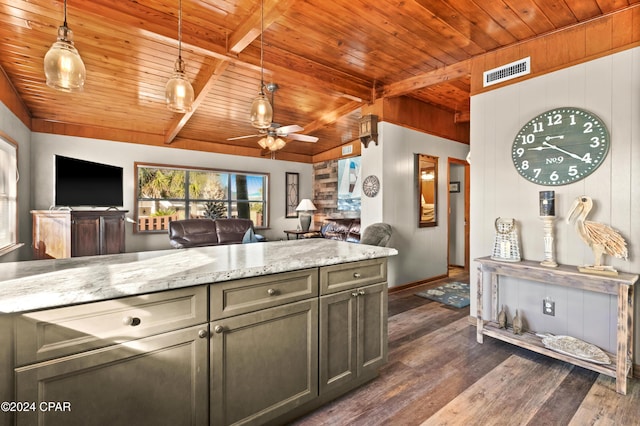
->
[259,0,264,94]
[178,0,183,60]
[63,0,68,27]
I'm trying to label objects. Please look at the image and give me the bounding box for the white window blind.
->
[0,136,18,253]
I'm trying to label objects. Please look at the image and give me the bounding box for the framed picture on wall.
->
[337,156,361,211]
[449,181,460,193]
[285,172,299,218]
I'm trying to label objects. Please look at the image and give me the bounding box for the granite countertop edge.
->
[0,239,398,314]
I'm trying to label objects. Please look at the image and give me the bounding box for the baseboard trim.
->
[388,274,448,293]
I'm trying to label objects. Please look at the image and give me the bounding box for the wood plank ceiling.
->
[0,0,637,160]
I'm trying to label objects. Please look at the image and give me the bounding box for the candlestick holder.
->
[540,215,558,267]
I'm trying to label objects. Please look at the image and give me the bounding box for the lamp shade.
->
[296,199,317,212]
[44,26,86,92]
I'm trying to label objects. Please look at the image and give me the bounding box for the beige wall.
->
[470,47,640,354]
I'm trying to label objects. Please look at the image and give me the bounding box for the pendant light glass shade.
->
[165,0,193,113]
[250,93,273,129]
[44,2,86,93]
[165,58,194,113]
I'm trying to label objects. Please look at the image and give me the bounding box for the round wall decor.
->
[511,107,610,186]
[362,175,380,197]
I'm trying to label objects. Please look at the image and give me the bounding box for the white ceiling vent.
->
[483,57,530,87]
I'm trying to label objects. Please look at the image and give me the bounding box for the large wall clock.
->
[511,107,610,186]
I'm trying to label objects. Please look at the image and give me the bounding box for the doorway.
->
[448,158,469,271]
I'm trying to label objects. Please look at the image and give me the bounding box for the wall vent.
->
[342,144,353,156]
[483,57,530,87]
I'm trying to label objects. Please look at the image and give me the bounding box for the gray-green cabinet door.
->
[210,299,319,426]
[15,325,209,426]
[319,289,358,394]
[357,282,388,377]
[320,282,387,394]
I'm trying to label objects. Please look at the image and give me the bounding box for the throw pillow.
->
[242,227,258,243]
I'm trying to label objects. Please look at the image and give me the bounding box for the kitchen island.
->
[0,239,397,426]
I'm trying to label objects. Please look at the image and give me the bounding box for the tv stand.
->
[32,210,128,259]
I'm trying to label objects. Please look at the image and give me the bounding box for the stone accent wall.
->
[311,159,360,229]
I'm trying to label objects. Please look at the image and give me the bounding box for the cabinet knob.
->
[122,316,141,326]
[214,325,225,334]
[351,292,359,297]
[353,272,361,278]
[267,288,278,296]
[198,329,209,339]
[358,289,365,296]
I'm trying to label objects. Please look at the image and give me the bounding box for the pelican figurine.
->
[566,195,628,275]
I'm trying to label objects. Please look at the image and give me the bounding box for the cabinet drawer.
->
[15,286,207,366]
[210,268,318,320]
[320,258,387,295]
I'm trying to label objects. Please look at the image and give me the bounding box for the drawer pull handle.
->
[122,316,141,326]
[353,272,361,278]
[267,288,278,296]
[198,329,209,339]
[214,325,225,334]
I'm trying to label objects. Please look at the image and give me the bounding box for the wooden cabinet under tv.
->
[31,210,127,259]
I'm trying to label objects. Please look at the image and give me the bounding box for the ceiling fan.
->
[228,83,319,151]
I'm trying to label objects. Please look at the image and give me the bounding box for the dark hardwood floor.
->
[291,267,640,425]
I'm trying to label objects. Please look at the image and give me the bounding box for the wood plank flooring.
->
[291,268,640,425]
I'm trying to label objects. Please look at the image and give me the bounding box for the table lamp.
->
[295,199,317,232]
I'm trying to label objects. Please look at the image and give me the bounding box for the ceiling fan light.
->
[44,25,86,92]
[274,137,286,150]
[250,93,273,129]
[257,137,268,149]
[166,58,194,113]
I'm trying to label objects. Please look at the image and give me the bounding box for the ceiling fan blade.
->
[276,124,304,135]
[288,133,318,143]
[227,134,262,141]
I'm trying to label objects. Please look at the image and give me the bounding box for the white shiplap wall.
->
[470,47,640,354]
[362,122,470,288]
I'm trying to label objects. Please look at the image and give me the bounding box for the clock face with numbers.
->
[511,107,610,186]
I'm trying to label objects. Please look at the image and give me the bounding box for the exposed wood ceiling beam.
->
[302,100,362,134]
[164,58,230,144]
[379,60,471,98]
[228,0,298,54]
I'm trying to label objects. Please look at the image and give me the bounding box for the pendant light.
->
[43,0,86,92]
[249,0,273,129]
[165,0,194,113]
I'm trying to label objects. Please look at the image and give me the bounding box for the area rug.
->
[415,282,470,308]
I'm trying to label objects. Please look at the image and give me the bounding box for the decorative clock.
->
[362,175,380,197]
[511,107,610,186]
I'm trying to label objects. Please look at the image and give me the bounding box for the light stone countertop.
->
[0,239,397,314]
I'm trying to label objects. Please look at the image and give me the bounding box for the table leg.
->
[477,264,484,344]
[616,285,630,395]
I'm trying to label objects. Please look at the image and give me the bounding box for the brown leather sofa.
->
[304,218,360,243]
[168,218,262,248]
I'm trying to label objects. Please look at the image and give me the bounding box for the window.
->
[0,134,19,255]
[135,163,268,232]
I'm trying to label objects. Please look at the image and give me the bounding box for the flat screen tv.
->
[55,155,124,207]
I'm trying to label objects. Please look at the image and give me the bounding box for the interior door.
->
[448,158,470,270]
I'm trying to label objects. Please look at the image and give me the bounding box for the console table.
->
[475,256,638,395]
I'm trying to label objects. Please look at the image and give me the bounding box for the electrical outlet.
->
[543,298,555,316]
